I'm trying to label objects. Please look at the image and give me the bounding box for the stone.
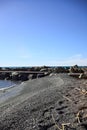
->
[40,68,48,72]
[18,73,29,81]
[11,72,19,80]
[28,74,37,80]
[53,67,66,73]
[37,73,45,78]
[0,72,11,80]
[69,65,84,73]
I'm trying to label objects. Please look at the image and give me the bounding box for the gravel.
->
[0,74,87,130]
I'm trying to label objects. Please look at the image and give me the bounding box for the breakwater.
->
[0,66,69,81]
[0,65,87,81]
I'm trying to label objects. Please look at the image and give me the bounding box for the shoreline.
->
[0,84,16,91]
[0,81,25,104]
[0,74,87,130]
[0,80,22,91]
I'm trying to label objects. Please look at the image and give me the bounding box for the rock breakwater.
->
[0,66,69,81]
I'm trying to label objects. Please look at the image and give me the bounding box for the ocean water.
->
[0,80,17,90]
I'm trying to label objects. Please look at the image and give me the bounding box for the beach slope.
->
[0,74,87,130]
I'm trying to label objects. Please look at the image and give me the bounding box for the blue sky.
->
[0,0,87,66]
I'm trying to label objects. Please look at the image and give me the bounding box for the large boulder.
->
[0,72,11,80]
[34,67,41,71]
[28,74,37,80]
[11,72,19,81]
[69,65,84,73]
[37,73,45,78]
[53,67,66,73]
[11,72,30,81]
[82,68,87,73]
[40,68,48,72]
[18,73,29,81]
[4,73,11,80]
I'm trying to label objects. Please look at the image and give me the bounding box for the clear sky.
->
[0,0,87,66]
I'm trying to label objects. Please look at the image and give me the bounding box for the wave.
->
[0,84,16,91]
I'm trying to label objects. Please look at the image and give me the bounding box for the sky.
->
[0,0,87,66]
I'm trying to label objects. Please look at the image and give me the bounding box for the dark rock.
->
[28,74,37,80]
[34,67,41,71]
[11,72,19,81]
[18,73,29,81]
[53,67,67,73]
[0,72,11,80]
[37,73,45,78]
[40,68,48,72]
[29,67,35,71]
[69,65,84,73]
[11,72,30,81]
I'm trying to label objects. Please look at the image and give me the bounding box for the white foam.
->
[0,82,24,104]
[0,84,16,91]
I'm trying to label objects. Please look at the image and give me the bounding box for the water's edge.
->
[0,81,24,104]
[0,80,21,90]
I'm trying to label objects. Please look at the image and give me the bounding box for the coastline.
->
[0,81,25,104]
[0,74,87,130]
[0,84,16,91]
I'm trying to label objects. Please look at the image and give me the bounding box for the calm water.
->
[0,80,17,89]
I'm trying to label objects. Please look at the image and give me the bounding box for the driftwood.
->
[68,73,87,79]
[68,73,81,78]
[79,73,87,79]
[75,87,87,95]
[52,114,70,130]
[62,95,72,102]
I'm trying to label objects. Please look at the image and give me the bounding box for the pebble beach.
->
[0,73,87,130]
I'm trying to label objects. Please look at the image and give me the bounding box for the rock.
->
[28,74,37,80]
[34,67,41,71]
[44,72,50,76]
[69,67,75,73]
[37,73,45,78]
[48,68,53,73]
[69,65,84,73]
[40,68,48,72]
[0,72,11,80]
[69,65,79,73]
[49,73,57,77]
[18,73,29,81]
[53,67,66,73]
[5,73,11,80]
[11,72,19,80]
[82,68,87,73]
[11,72,30,81]
[73,64,79,68]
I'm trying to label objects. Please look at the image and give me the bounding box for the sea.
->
[0,80,20,90]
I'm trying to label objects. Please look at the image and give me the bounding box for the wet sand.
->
[0,74,87,130]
